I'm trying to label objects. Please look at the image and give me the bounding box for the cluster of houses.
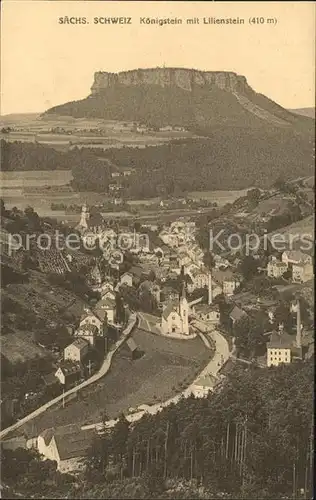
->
[111,168,136,179]
[74,205,246,338]
[135,124,186,134]
[267,250,313,283]
[53,276,117,388]
[74,203,314,357]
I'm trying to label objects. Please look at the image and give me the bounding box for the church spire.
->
[78,201,89,229]
[180,280,186,300]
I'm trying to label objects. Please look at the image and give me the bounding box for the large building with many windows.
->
[267,328,293,367]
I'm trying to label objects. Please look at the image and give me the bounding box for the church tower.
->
[102,311,109,354]
[79,203,90,230]
[208,271,213,305]
[179,282,189,335]
[294,298,303,359]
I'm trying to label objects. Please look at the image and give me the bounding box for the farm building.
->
[37,423,96,473]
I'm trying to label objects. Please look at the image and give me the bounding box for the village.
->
[1,193,314,475]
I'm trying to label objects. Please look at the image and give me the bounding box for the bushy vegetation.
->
[0,448,75,498]
[44,84,313,132]
[79,361,313,499]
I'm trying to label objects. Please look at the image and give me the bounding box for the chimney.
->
[296,299,302,350]
[208,271,213,305]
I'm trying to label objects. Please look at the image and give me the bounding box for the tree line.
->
[81,360,313,499]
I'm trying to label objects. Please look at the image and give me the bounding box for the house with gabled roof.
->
[281,250,312,267]
[38,423,96,473]
[95,296,116,323]
[74,323,100,346]
[193,303,220,325]
[212,268,242,297]
[100,288,116,301]
[54,361,82,386]
[117,271,133,288]
[79,308,102,334]
[187,267,209,292]
[229,305,248,325]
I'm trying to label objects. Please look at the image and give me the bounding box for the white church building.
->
[161,284,190,336]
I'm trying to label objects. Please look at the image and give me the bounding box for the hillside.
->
[2,361,313,499]
[40,68,315,193]
[0,202,101,428]
[44,68,313,133]
[289,107,315,119]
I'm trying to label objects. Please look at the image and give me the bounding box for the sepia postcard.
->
[0,1,315,499]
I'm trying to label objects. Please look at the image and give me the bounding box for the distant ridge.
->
[0,113,40,123]
[288,108,315,119]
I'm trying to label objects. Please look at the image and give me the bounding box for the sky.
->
[1,1,315,114]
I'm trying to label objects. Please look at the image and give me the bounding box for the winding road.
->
[83,322,230,432]
[1,314,230,442]
[0,314,137,441]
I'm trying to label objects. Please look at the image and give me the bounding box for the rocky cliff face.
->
[90,67,249,94]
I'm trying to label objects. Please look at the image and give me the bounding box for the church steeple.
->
[79,202,90,229]
[180,280,186,300]
[179,280,189,335]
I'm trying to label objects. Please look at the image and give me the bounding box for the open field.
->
[1,270,86,365]
[1,170,249,221]
[1,115,196,151]
[1,331,47,365]
[188,189,251,203]
[0,170,72,188]
[18,328,211,438]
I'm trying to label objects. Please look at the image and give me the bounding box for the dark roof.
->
[99,297,115,308]
[77,323,99,335]
[80,309,102,323]
[229,305,247,322]
[40,424,96,461]
[67,338,89,351]
[267,331,294,349]
[94,307,106,321]
[126,338,138,352]
[139,279,154,291]
[42,373,58,387]
[129,266,145,278]
[56,361,81,376]
[39,428,54,446]
[195,303,220,314]
[212,268,242,284]
[88,212,104,229]
[162,300,179,321]
[160,244,171,254]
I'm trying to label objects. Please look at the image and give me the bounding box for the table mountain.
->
[44,67,312,131]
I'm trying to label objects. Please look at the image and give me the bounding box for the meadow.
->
[19,328,211,438]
